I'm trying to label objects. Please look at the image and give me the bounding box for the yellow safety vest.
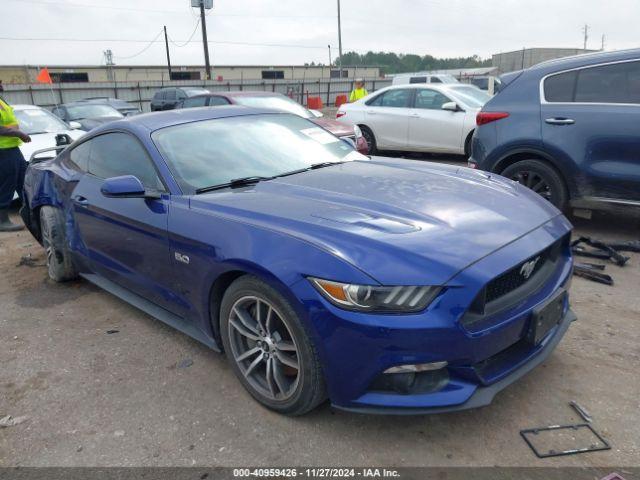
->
[0,98,22,149]
[349,88,368,102]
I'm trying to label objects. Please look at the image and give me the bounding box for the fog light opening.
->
[383,361,448,375]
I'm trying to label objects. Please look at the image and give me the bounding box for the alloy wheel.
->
[227,296,300,401]
[510,170,553,201]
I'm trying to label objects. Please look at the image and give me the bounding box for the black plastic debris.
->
[572,237,631,266]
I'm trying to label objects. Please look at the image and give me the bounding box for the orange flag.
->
[36,67,53,84]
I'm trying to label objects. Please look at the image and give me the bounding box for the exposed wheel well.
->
[493,152,571,200]
[464,130,474,158]
[209,270,247,348]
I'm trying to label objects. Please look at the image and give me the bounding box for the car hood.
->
[19,130,85,162]
[190,158,563,285]
[311,117,354,137]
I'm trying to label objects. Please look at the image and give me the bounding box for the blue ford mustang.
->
[21,106,575,415]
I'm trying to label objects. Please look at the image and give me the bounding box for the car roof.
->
[187,91,284,99]
[530,48,640,74]
[373,83,471,94]
[92,105,282,132]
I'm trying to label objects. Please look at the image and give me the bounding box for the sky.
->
[1,0,639,67]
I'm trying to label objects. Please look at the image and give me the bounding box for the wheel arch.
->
[206,262,309,351]
[491,149,575,198]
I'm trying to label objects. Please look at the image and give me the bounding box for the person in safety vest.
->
[0,96,31,231]
[349,78,368,102]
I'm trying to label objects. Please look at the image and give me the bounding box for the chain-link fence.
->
[1,77,391,112]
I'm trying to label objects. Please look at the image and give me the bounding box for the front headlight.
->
[309,278,441,313]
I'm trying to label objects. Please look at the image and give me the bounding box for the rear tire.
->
[220,276,326,416]
[39,206,78,282]
[359,125,377,155]
[501,159,568,210]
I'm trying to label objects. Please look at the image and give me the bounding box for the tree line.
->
[327,51,492,74]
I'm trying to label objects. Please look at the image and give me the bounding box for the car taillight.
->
[476,111,509,126]
[336,110,346,119]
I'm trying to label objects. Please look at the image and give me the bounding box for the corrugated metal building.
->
[492,48,598,74]
[0,64,381,85]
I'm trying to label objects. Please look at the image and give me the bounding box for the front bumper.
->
[291,215,574,413]
[336,308,576,415]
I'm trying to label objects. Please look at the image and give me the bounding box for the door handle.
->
[545,117,575,125]
[72,195,89,207]
[366,110,378,115]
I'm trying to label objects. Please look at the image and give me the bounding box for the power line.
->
[0,35,329,50]
[168,19,201,48]
[113,30,164,59]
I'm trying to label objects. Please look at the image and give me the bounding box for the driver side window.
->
[87,133,164,190]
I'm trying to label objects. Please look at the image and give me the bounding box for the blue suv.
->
[470,48,640,211]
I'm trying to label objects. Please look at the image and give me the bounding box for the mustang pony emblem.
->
[520,256,541,279]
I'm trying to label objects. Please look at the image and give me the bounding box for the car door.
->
[69,132,178,312]
[151,91,164,111]
[408,88,465,153]
[363,88,413,148]
[541,59,640,202]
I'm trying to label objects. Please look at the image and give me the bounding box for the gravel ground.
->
[1,157,639,468]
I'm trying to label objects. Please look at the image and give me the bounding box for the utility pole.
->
[190,1,213,79]
[164,26,172,79]
[328,45,332,67]
[601,34,606,51]
[337,0,343,78]
[582,24,589,50]
[103,49,115,82]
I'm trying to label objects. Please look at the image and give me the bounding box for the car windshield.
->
[449,86,492,108]
[152,113,365,193]
[14,108,70,134]
[232,95,313,119]
[65,104,124,120]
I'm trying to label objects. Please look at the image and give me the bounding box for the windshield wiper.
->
[273,161,347,179]
[195,176,272,194]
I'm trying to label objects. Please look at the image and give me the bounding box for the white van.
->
[391,73,459,85]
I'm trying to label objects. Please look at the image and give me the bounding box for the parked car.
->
[336,84,491,156]
[150,87,210,111]
[392,73,459,85]
[11,104,85,200]
[52,103,124,131]
[470,48,640,211]
[78,97,141,116]
[13,104,85,162]
[22,107,574,416]
[177,91,368,154]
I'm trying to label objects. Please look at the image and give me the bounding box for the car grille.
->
[485,248,551,303]
[462,236,566,331]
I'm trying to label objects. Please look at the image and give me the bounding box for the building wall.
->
[0,65,380,84]
[492,48,597,74]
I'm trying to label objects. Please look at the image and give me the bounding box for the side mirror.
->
[100,175,160,199]
[442,102,461,112]
[68,121,82,130]
[309,109,324,118]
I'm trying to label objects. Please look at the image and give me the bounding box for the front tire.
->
[220,276,326,416]
[501,159,568,210]
[359,125,377,155]
[39,206,78,282]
